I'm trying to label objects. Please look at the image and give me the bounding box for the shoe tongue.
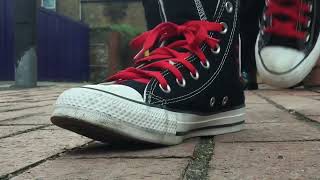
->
[159,0,218,24]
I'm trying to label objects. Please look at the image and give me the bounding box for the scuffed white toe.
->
[260,46,305,74]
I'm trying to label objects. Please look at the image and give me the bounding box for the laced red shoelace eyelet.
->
[211,44,221,54]
[107,21,223,93]
[225,1,234,13]
[200,60,210,69]
[305,33,310,42]
[159,84,171,93]
[308,3,313,12]
[220,22,228,34]
[190,71,200,80]
[263,0,311,40]
[176,78,187,87]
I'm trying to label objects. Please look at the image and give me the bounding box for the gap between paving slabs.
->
[0,125,52,139]
[6,86,318,179]
[254,92,320,129]
[0,141,94,180]
[183,137,215,180]
[1,137,216,180]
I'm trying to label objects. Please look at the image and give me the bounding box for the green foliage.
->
[109,24,142,41]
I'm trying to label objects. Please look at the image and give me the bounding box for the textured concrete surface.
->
[0,83,320,180]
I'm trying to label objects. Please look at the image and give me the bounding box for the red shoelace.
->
[264,0,312,40]
[107,21,224,91]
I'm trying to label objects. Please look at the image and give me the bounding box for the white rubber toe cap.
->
[53,85,178,140]
[83,84,144,102]
[260,46,305,74]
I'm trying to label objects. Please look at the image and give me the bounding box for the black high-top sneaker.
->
[240,0,265,90]
[255,0,320,88]
[51,0,245,145]
[142,0,162,30]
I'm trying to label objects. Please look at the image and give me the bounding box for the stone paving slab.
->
[65,138,199,159]
[0,83,80,95]
[0,88,56,95]
[244,92,268,104]
[217,100,320,143]
[311,96,320,101]
[0,128,90,177]
[0,93,60,103]
[307,115,320,123]
[0,83,319,179]
[0,97,58,104]
[0,125,42,138]
[0,106,53,122]
[215,122,320,143]
[0,101,54,113]
[0,87,64,96]
[12,158,188,180]
[245,103,294,124]
[257,93,320,116]
[0,114,51,125]
[40,126,199,159]
[0,90,61,97]
[256,88,320,97]
[209,142,320,180]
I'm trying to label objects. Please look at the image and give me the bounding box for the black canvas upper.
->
[158,0,218,23]
[240,0,264,90]
[120,0,244,115]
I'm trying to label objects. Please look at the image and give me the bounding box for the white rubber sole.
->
[52,106,245,145]
[255,33,320,88]
[51,87,245,145]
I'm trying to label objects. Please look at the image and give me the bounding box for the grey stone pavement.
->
[0,83,319,180]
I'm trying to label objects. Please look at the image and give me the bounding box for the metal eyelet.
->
[222,96,229,106]
[159,84,171,93]
[220,22,228,34]
[305,33,310,43]
[176,78,186,87]
[260,23,267,35]
[259,20,264,33]
[307,19,311,28]
[210,97,216,107]
[263,14,267,21]
[190,71,200,80]
[309,3,313,12]
[225,1,233,13]
[201,60,210,69]
[211,44,221,54]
